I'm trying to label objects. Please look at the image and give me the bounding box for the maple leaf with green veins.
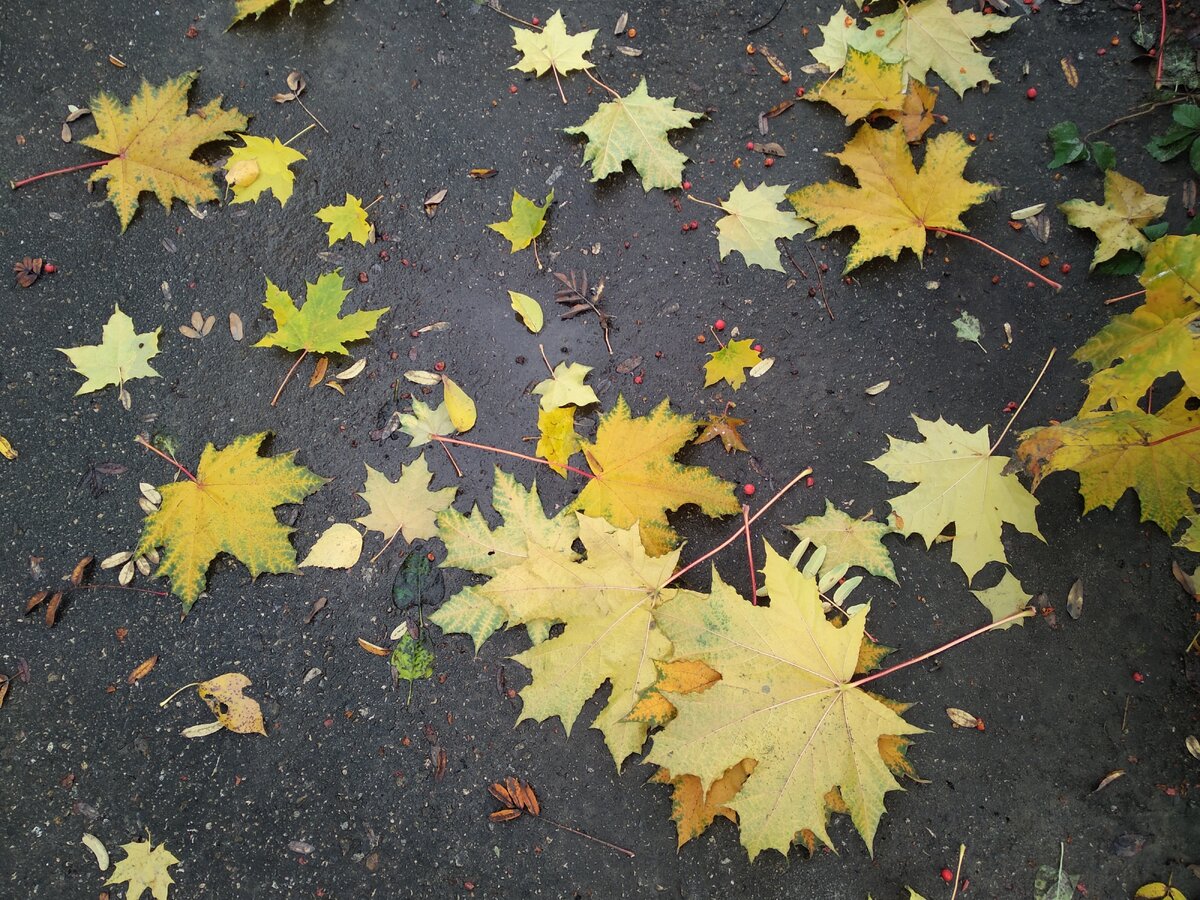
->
[355,453,456,548]
[224,135,306,206]
[511,10,596,78]
[432,468,579,651]
[869,415,1043,582]
[136,432,326,614]
[713,182,808,271]
[536,405,581,475]
[1141,234,1200,313]
[531,360,599,410]
[58,304,160,403]
[693,412,748,453]
[565,78,704,191]
[703,339,762,390]
[399,399,455,447]
[255,270,389,355]
[79,71,247,231]
[1059,171,1168,269]
[788,125,995,273]
[811,0,1016,97]
[230,0,333,27]
[106,833,180,900]
[649,548,922,859]
[489,189,553,252]
[786,499,897,582]
[315,193,372,245]
[569,397,740,556]
[807,47,909,123]
[970,570,1031,628]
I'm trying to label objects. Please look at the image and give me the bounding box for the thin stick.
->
[282,123,316,146]
[709,326,725,349]
[535,814,635,858]
[10,158,108,190]
[928,228,1062,290]
[1155,0,1167,89]
[370,529,401,565]
[72,583,170,597]
[849,607,1035,690]
[779,239,809,279]
[669,467,812,585]
[433,434,595,480]
[1104,288,1146,306]
[743,504,758,605]
[950,844,967,900]
[295,96,329,134]
[1121,694,1131,733]
[1084,96,1187,139]
[538,343,555,377]
[270,350,309,407]
[159,682,201,707]
[685,193,725,212]
[989,346,1057,455]
[439,440,464,478]
[134,436,198,483]
[533,236,543,271]
[803,244,834,320]
[551,66,567,105]
[482,4,542,29]
[582,69,622,99]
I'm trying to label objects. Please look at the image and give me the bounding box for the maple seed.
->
[714,319,726,331]
[743,483,756,496]
[1026,87,1038,99]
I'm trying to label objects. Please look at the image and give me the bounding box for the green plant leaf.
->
[714,182,807,272]
[390,633,434,681]
[488,189,553,252]
[785,499,897,582]
[255,270,389,355]
[1047,121,1090,169]
[58,304,161,401]
[314,193,371,245]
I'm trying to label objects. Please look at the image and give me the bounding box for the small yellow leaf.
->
[357,637,390,656]
[508,290,544,333]
[299,523,362,569]
[197,672,266,735]
[405,370,442,386]
[945,707,980,728]
[442,375,477,432]
[181,721,226,738]
[335,358,367,380]
[0,435,17,460]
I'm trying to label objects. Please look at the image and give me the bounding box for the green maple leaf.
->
[230,0,334,27]
[106,833,180,900]
[399,399,455,447]
[811,0,1016,97]
[531,360,599,410]
[869,415,1043,582]
[136,432,326,614]
[786,499,897,582]
[255,270,389,355]
[58,304,160,403]
[432,468,580,651]
[224,135,306,206]
[79,71,247,231]
[511,10,596,78]
[565,78,704,191]
[1059,171,1168,269]
[570,397,740,556]
[703,339,762,390]
[970,570,1031,628]
[488,189,553,252]
[714,182,808,272]
[315,193,372,245]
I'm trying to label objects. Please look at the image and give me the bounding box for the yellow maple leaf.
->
[136,432,327,614]
[570,397,740,556]
[230,0,334,27]
[536,405,581,476]
[511,10,596,79]
[224,135,306,206]
[1141,234,1200,315]
[788,124,995,273]
[197,672,267,734]
[1059,170,1168,269]
[315,193,372,245]
[808,48,909,124]
[80,71,247,231]
[970,571,1032,628]
[355,453,457,550]
[713,182,807,272]
[488,189,553,252]
[106,833,180,900]
[650,760,757,849]
[703,338,762,390]
[868,415,1043,582]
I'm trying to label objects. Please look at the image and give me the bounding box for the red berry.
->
[743,483,756,496]
[1132,671,1145,683]
[509,85,518,94]
[764,157,775,167]
[43,263,57,274]
[690,220,699,230]
[746,140,755,150]
[654,350,663,359]
[752,343,763,352]
[795,86,806,97]
[714,319,726,331]
[1026,281,1035,288]
[357,272,369,284]
[681,180,692,190]
[410,330,420,338]
[1026,87,1038,99]
[941,868,955,883]
[805,476,815,488]
[1061,263,1072,274]
[531,15,540,25]
[434,361,446,372]
[1133,1,1142,8]
[1097,47,1107,55]
[991,275,1001,285]
[633,374,643,385]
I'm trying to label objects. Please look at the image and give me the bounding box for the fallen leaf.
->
[536,406,581,476]
[488,189,553,252]
[865,380,890,395]
[423,187,447,218]
[58,305,161,403]
[106,833,179,900]
[231,0,334,28]
[1066,578,1084,619]
[299,523,363,569]
[508,290,544,333]
[953,310,986,353]
[693,412,748,453]
[1092,769,1126,793]
[355,453,457,548]
[807,48,909,123]
[255,270,389,355]
[532,361,599,410]
[13,257,42,288]
[970,571,1032,627]
[0,435,16,460]
[511,10,597,80]
[787,500,897,581]
[1059,171,1168,269]
[70,555,93,586]
[224,135,306,206]
[127,655,159,684]
[704,339,763,390]
[441,375,477,432]
[714,182,807,272]
[181,721,225,738]
[358,637,390,656]
[946,707,981,728]
[81,833,109,871]
[314,194,372,246]
[46,591,63,626]
[197,672,267,735]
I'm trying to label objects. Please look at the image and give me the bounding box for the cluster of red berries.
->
[681,220,700,232]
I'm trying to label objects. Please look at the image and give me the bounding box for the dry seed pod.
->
[201,315,215,337]
[70,556,94,586]
[229,313,244,341]
[138,497,159,515]
[45,592,63,626]
[489,808,522,823]
[25,590,49,614]
[118,560,135,586]
[139,483,162,505]
[135,556,152,576]
[145,548,160,565]
[102,550,134,569]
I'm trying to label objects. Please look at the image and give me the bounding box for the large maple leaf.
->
[231,0,333,27]
[569,397,740,556]
[1141,234,1200,314]
[80,71,247,231]
[713,182,807,272]
[811,0,1016,97]
[649,548,922,859]
[255,270,389,355]
[807,47,910,123]
[564,78,703,191]
[788,124,995,273]
[1059,171,1168,269]
[868,415,1043,582]
[136,432,326,614]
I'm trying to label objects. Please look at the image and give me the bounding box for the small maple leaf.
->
[106,832,180,900]
[811,0,1016,97]
[565,78,704,191]
[786,500,897,582]
[1059,170,1168,269]
[230,0,334,27]
[355,453,457,549]
[255,270,389,355]
[224,134,306,206]
[789,124,995,274]
[489,189,554,252]
[868,415,1043,582]
[196,672,268,734]
[713,182,807,271]
[807,48,909,123]
[693,412,749,453]
[58,304,161,405]
[315,193,372,245]
[570,397,740,556]
[888,80,940,143]
[970,571,1032,628]
[511,10,597,79]
[136,432,327,614]
[531,361,599,411]
[399,399,455,447]
[80,71,248,230]
[649,549,923,859]
[536,406,581,476]
[703,339,762,390]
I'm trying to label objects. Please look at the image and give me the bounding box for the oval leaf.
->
[442,376,477,432]
[508,291,544,333]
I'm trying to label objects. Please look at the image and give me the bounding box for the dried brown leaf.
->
[127,655,158,684]
[309,356,330,388]
[357,637,389,656]
[0,674,9,708]
[287,71,306,94]
[764,100,795,118]
[1187,735,1200,760]
[1066,578,1084,620]
[946,707,980,729]
[1173,561,1197,599]
[1092,769,1125,793]
[25,590,48,614]
[13,257,43,288]
[1060,57,1079,88]
[45,591,63,626]
[61,122,73,143]
[489,808,522,822]
[304,596,328,625]
[70,556,94,587]
[613,11,628,34]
